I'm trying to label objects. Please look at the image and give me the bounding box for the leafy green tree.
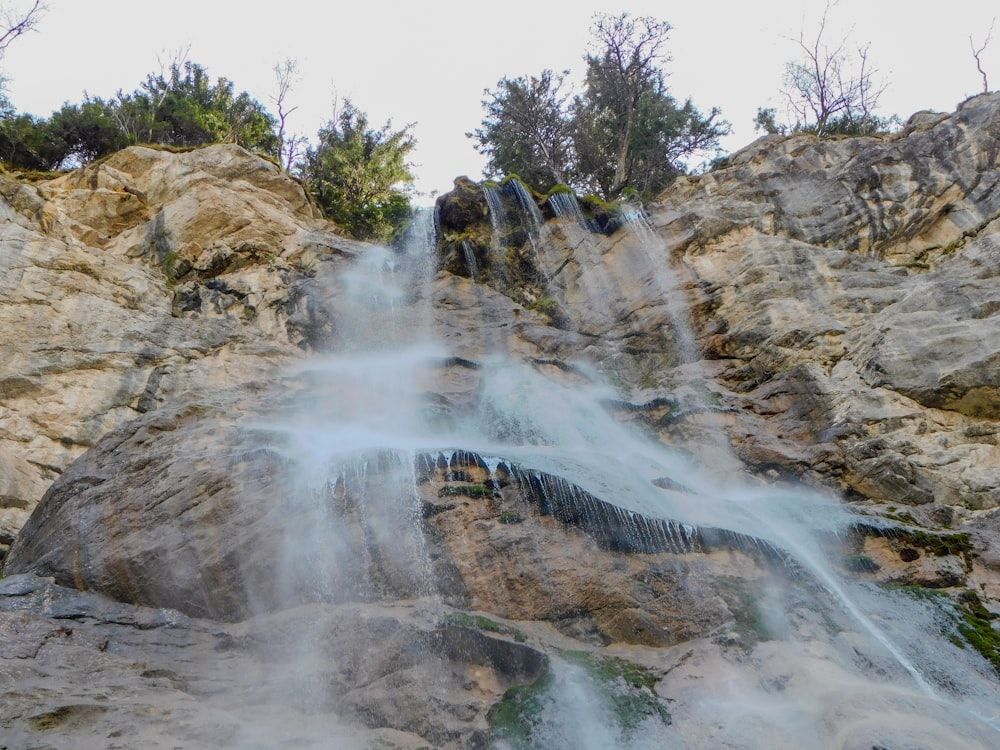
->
[753,107,785,135]
[0,58,279,170]
[470,69,574,189]
[47,99,127,165]
[108,61,278,153]
[469,13,728,201]
[299,100,416,242]
[0,111,59,168]
[571,13,727,199]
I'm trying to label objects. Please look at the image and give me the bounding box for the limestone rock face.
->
[0,575,543,749]
[645,94,1000,513]
[6,97,1000,747]
[0,145,362,554]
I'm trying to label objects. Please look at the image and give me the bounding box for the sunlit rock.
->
[4,96,1000,747]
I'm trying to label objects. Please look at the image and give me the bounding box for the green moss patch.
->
[488,651,670,748]
[437,483,496,499]
[526,296,560,319]
[562,651,671,731]
[905,530,972,557]
[439,611,528,643]
[953,590,1000,677]
[888,585,1000,678]
[855,523,973,567]
[487,670,555,748]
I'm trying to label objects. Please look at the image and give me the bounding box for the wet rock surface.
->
[5,97,1000,746]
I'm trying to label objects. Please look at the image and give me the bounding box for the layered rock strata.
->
[4,95,1000,747]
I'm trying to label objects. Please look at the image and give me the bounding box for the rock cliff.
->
[3,96,1000,748]
[0,144,365,555]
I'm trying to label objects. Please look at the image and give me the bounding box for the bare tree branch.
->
[970,17,995,94]
[271,58,301,171]
[782,0,885,136]
[0,0,44,56]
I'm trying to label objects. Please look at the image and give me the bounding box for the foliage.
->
[562,651,671,731]
[892,585,1000,678]
[437,483,495,498]
[753,107,785,135]
[103,60,278,153]
[903,529,972,558]
[47,99,129,165]
[954,590,1000,677]
[0,0,47,164]
[488,651,670,748]
[470,12,728,201]
[571,13,728,199]
[0,111,53,168]
[469,69,574,190]
[0,60,277,170]
[298,100,416,242]
[526,296,560,319]
[439,611,528,642]
[0,20,413,242]
[0,101,127,170]
[487,669,554,748]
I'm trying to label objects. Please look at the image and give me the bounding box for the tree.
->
[781,0,887,136]
[299,99,416,242]
[571,13,728,199]
[577,13,669,196]
[46,99,127,166]
[970,18,995,94]
[0,57,281,171]
[753,107,785,135]
[468,12,728,201]
[271,58,306,172]
[133,61,278,152]
[0,111,57,168]
[470,69,574,189]
[90,60,278,155]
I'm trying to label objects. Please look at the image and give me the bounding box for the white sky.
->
[3,0,998,197]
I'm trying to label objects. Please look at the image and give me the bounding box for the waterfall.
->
[619,203,700,365]
[504,177,545,234]
[484,178,551,282]
[254,196,1000,748]
[461,239,481,281]
[483,183,511,237]
[547,190,595,231]
[268,208,446,609]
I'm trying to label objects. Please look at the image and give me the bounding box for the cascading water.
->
[483,178,552,284]
[546,191,591,230]
[256,195,1000,748]
[272,208,444,599]
[461,239,481,281]
[481,183,513,288]
[484,183,511,238]
[618,203,700,365]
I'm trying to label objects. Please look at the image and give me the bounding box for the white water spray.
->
[255,194,1000,747]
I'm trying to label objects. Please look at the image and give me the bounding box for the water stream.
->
[259,197,1000,747]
